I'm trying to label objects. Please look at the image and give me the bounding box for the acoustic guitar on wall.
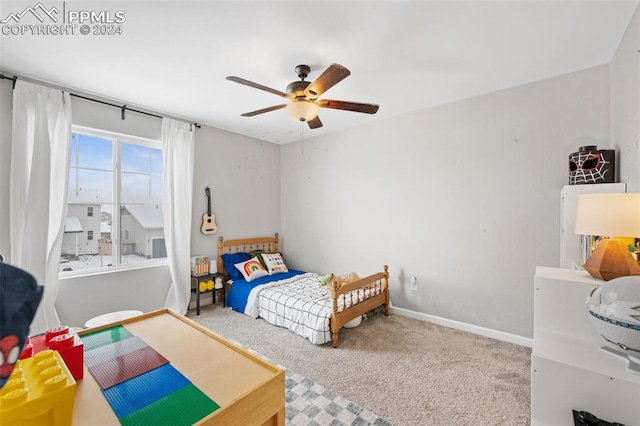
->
[201,186,218,235]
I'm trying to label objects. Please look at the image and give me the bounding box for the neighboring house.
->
[62,203,165,259]
[120,204,166,259]
[100,211,112,240]
[61,203,101,258]
[100,220,112,255]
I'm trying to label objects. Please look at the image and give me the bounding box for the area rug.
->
[243,346,391,426]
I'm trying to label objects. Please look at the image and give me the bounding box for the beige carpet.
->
[187,304,531,425]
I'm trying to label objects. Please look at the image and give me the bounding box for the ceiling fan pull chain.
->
[301,121,304,155]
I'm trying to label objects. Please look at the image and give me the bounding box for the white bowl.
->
[587,276,640,353]
[343,315,362,329]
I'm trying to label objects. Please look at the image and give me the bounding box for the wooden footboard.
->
[329,265,389,348]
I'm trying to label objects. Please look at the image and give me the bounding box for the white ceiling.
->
[1,1,637,144]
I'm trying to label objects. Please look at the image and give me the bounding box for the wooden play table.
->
[73,309,284,425]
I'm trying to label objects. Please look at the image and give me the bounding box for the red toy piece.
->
[18,339,32,360]
[20,326,84,381]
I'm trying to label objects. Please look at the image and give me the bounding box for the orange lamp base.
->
[584,238,640,281]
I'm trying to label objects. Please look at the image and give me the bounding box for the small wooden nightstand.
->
[191,272,226,315]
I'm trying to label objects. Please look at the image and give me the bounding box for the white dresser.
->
[532,266,640,425]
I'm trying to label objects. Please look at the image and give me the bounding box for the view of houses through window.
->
[60,127,166,274]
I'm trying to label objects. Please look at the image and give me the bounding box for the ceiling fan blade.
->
[317,99,379,114]
[307,115,323,129]
[304,64,351,99]
[241,104,287,117]
[226,76,291,99]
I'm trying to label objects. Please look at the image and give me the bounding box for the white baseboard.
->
[389,303,533,348]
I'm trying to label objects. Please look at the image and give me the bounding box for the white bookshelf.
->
[531,267,640,425]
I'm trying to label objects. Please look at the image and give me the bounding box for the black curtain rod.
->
[69,92,163,121]
[0,74,17,89]
[0,73,200,129]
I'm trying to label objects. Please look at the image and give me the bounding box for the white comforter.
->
[245,273,335,345]
[244,272,383,345]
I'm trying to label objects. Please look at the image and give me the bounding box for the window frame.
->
[59,125,168,278]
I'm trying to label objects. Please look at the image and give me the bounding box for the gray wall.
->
[190,124,281,258]
[0,85,280,327]
[611,4,640,191]
[280,65,611,339]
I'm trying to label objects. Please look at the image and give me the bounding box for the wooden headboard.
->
[217,233,279,275]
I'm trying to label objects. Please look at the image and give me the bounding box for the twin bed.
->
[217,233,389,347]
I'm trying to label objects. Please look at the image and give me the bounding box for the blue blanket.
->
[226,270,305,313]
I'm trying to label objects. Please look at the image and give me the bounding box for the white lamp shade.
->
[575,193,640,237]
[286,101,318,122]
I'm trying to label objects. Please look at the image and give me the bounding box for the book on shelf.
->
[190,255,209,276]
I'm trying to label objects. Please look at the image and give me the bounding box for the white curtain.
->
[162,118,195,313]
[10,80,72,334]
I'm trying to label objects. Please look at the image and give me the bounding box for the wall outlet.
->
[410,276,418,291]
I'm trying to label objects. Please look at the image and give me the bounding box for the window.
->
[60,126,166,274]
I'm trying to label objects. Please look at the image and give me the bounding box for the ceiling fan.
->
[226,63,379,129]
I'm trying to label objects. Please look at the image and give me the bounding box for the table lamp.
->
[574,193,640,281]
[576,193,640,373]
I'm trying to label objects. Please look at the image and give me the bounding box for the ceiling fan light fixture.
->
[286,101,318,122]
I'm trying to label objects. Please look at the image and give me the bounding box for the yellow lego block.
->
[0,350,77,426]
